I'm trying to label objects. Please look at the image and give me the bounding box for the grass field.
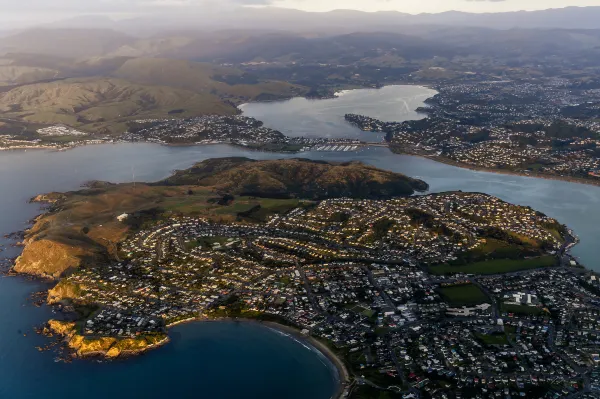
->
[160,191,304,222]
[472,239,530,259]
[346,303,375,318]
[501,303,546,316]
[430,256,557,276]
[439,284,489,306]
[476,333,509,346]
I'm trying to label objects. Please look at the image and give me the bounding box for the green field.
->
[439,284,489,306]
[346,303,375,318]
[430,256,557,275]
[501,303,546,316]
[467,239,523,259]
[161,191,305,221]
[236,198,307,222]
[476,333,509,346]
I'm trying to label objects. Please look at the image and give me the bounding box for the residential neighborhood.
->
[45,192,600,398]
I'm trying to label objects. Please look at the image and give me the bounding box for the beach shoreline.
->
[167,317,352,399]
[260,321,351,399]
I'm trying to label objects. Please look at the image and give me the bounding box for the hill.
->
[100,31,453,65]
[0,77,236,133]
[110,58,306,102]
[160,157,429,199]
[0,57,306,134]
[91,28,600,68]
[0,64,59,86]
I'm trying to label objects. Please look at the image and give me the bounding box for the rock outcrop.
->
[14,239,87,279]
[47,281,84,304]
[46,320,169,359]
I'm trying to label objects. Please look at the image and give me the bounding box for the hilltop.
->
[159,157,429,199]
[13,158,427,278]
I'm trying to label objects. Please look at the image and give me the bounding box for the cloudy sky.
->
[273,0,600,13]
[1,0,599,28]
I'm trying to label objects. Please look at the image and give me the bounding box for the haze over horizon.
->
[1,1,600,29]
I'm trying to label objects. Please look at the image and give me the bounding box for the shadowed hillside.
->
[110,58,306,103]
[160,157,429,199]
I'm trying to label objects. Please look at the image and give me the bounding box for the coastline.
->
[167,317,351,399]
[39,305,351,398]
[4,148,592,397]
[5,140,600,189]
[261,321,351,399]
[419,154,600,188]
[6,82,598,189]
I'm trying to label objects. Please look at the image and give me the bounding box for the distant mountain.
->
[149,31,453,64]
[410,7,600,30]
[0,27,453,64]
[0,65,59,86]
[119,29,600,66]
[0,29,135,58]
[47,7,600,34]
[110,58,306,101]
[5,25,600,70]
[5,7,600,65]
[408,27,600,64]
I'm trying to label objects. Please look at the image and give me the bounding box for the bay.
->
[240,85,437,141]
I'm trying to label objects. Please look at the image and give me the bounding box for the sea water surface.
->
[1,85,599,398]
[240,84,437,141]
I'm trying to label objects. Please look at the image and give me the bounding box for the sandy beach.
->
[261,321,351,399]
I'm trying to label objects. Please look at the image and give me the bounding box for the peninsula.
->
[12,157,599,398]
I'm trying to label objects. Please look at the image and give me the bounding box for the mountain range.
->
[40,6,600,34]
[3,26,600,66]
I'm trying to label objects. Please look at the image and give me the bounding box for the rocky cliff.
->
[14,238,88,279]
[46,320,169,359]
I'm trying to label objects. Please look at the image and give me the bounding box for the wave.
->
[266,327,340,383]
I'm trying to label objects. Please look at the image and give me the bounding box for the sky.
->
[272,0,600,13]
[1,0,599,28]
